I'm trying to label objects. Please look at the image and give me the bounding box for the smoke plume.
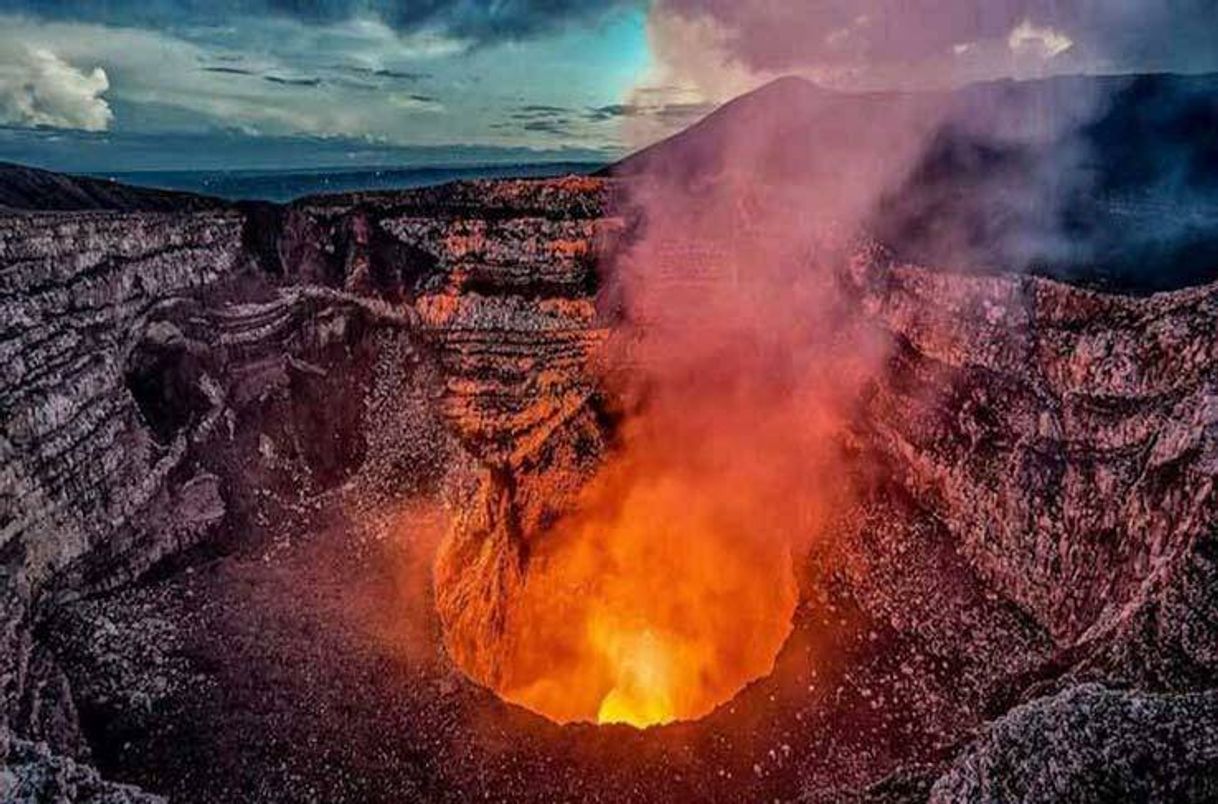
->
[523,0,1218,723]
[443,1,1218,726]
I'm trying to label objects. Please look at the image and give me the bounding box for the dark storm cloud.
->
[1,0,642,44]
[492,111,580,136]
[656,0,1218,74]
[202,66,257,76]
[504,101,711,130]
[264,75,322,87]
[344,67,431,82]
[585,102,714,123]
[203,67,324,88]
[521,118,575,136]
[510,105,573,124]
[518,104,570,114]
[327,67,433,94]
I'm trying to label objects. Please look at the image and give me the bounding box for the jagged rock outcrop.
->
[1,728,164,803]
[850,247,1217,664]
[0,205,433,753]
[0,176,619,766]
[1,210,246,745]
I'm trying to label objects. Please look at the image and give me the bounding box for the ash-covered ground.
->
[39,484,950,803]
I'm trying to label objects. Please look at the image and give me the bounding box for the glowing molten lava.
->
[433,348,848,728]
[473,423,803,728]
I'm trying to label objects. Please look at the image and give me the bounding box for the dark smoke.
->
[874,72,1218,293]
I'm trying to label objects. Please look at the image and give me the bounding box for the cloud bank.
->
[0,6,646,153]
[652,0,1218,80]
[0,0,642,47]
[0,44,112,130]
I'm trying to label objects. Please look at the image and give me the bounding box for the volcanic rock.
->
[1,728,164,803]
[928,684,1218,802]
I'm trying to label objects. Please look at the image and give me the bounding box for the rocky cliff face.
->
[1,172,1216,801]
[0,176,614,757]
[850,248,1217,653]
[2,210,245,747]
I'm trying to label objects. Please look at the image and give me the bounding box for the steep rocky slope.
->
[0,176,614,770]
[850,247,1218,653]
[1,166,1216,801]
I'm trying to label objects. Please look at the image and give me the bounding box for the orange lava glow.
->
[436,169,880,728]
[494,450,800,728]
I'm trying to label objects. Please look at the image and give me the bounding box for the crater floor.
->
[50,485,993,803]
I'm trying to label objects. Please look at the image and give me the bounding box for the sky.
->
[0,1,1214,172]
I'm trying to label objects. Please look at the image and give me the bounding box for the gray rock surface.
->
[929,684,1218,803]
[851,249,1218,648]
[1,727,164,803]
[0,175,614,757]
[1,210,247,745]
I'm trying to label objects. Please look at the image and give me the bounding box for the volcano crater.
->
[4,167,1218,803]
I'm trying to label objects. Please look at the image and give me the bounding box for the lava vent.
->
[436,444,802,728]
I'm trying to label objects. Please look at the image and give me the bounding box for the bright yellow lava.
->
[594,629,678,726]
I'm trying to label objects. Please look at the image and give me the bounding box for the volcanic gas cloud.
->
[453,188,860,726]
[434,106,922,727]
[433,0,1124,729]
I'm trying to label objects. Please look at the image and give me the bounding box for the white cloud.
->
[0,44,113,130]
[0,15,453,141]
[0,12,632,151]
[1008,19,1074,60]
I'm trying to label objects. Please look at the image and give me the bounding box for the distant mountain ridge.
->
[0,161,606,208]
[0,162,224,212]
[96,162,605,204]
[603,71,1218,292]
